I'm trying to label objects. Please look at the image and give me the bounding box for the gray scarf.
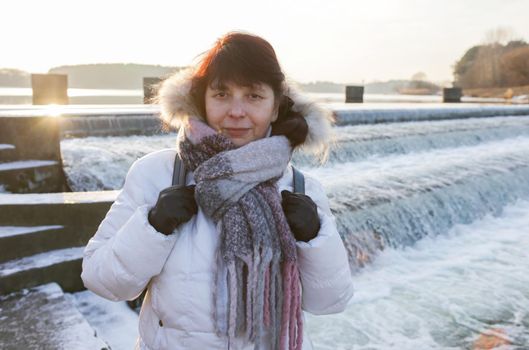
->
[178,119,303,350]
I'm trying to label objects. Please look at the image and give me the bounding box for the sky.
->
[1,0,528,84]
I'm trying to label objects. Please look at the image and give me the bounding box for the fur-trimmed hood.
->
[156,67,335,157]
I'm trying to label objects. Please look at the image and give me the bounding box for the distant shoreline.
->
[0,89,523,105]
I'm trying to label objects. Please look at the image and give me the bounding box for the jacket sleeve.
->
[296,175,354,315]
[81,157,179,301]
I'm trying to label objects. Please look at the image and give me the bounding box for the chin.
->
[232,140,249,147]
[231,137,258,147]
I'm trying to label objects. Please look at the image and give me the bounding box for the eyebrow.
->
[209,81,266,92]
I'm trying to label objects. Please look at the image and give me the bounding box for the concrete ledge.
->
[0,191,116,226]
[0,192,117,281]
[0,190,118,204]
[0,201,112,225]
[333,105,529,125]
[60,114,166,137]
[0,116,71,193]
[0,248,84,295]
[0,282,109,349]
[0,145,16,162]
[0,116,62,161]
[0,162,69,193]
[0,226,76,263]
[3,105,529,137]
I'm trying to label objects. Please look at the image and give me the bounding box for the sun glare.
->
[44,104,64,117]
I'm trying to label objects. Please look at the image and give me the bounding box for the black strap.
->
[172,152,187,187]
[172,153,304,194]
[292,166,305,194]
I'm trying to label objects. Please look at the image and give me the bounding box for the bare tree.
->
[483,26,517,45]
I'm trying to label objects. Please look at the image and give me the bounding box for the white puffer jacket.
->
[81,68,354,350]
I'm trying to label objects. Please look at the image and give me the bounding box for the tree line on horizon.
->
[0,64,441,95]
[3,33,528,94]
[0,63,181,90]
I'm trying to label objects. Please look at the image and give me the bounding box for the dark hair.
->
[190,31,307,147]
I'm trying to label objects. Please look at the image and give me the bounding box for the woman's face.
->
[205,80,278,147]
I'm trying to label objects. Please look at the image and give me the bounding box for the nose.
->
[228,99,246,119]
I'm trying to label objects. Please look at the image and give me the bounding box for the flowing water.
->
[304,198,529,349]
[60,113,529,349]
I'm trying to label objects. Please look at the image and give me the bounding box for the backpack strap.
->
[132,152,188,310]
[291,165,305,194]
[172,152,187,187]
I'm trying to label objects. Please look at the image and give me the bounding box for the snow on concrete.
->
[0,225,63,238]
[0,282,109,349]
[68,290,140,350]
[0,190,118,205]
[0,144,15,150]
[0,160,57,171]
[0,246,84,277]
[0,104,160,117]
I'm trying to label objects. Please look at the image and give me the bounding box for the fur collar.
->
[156,67,334,157]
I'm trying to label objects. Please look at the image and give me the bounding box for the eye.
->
[214,91,227,98]
[249,93,263,100]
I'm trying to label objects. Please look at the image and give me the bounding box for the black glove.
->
[148,185,198,235]
[281,190,321,242]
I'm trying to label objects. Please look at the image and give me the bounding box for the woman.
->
[81,31,354,350]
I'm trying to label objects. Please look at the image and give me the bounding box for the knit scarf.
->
[177,119,303,350]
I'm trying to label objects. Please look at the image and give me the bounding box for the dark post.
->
[345,86,364,103]
[31,74,68,105]
[143,77,163,104]
[443,88,462,103]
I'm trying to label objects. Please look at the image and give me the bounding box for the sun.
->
[44,104,64,117]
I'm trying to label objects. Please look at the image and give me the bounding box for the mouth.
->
[222,127,251,138]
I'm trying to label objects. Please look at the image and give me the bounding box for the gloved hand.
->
[148,185,198,235]
[281,190,321,242]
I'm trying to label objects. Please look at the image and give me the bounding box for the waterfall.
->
[59,107,529,348]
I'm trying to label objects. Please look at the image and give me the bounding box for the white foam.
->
[61,133,178,191]
[305,198,529,349]
[305,136,529,199]
[333,115,529,143]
